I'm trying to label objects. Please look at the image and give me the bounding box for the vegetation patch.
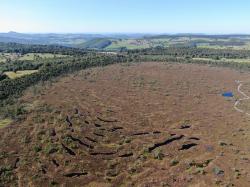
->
[18,53,67,61]
[4,70,39,79]
[0,118,12,128]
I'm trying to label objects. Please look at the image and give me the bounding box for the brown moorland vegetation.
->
[1,62,250,186]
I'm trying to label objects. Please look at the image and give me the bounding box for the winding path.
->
[234,80,250,116]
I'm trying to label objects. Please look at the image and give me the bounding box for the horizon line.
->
[1,31,250,35]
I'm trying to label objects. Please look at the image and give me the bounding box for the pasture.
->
[4,70,38,79]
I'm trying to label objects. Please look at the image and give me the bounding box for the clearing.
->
[4,70,39,79]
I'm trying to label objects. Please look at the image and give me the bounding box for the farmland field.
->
[106,39,153,50]
[2,62,250,186]
[4,70,38,79]
[18,53,67,60]
[0,52,67,62]
[197,42,250,50]
[103,36,250,51]
[0,53,19,63]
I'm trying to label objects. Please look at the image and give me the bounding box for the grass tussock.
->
[0,118,12,128]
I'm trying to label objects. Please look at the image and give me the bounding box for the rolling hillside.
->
[1,32,250,50]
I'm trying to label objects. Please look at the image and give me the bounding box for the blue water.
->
[222,92,234,97]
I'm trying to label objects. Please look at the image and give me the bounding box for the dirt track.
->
[234,81,250,116]
[2,62,250,186]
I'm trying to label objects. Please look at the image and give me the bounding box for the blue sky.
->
[1,0,250,34]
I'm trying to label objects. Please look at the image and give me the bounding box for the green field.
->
[104,36,250,50]
[197,41,250,50]
[18,53,67,60]
[4,70,39,79]
[106,38,171,50]
[106,39,150,50]
[0,53,67,62]
[0,53,19,63]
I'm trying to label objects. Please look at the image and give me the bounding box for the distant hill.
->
[0,32,105,47]
[80,38,112,49]
[0,32,149,49]
[1,32,250,50]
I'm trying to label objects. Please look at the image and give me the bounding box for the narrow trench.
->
[61,143,76,156]
[67,135,94,149]
[93,132,105,137]
[179,143,197,150]
[64,172,88,177]
[90,152,116,156]
[97,116,118,123]
[119,153,133,157]
[66,116,73,127]
[85,136,97,143]
[52,159,59,167]
[132,132,150,136]
[148,135,184,152]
